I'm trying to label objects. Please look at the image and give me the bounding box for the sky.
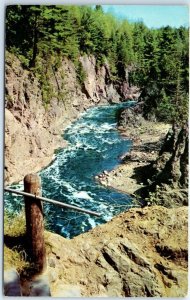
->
[102,5,189,28]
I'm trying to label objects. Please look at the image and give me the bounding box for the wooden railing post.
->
[24,174,46,272]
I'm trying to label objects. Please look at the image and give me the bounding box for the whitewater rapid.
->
[5,102,134,238]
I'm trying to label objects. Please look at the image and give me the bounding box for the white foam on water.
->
[5,103,133,238]
[73,191,93,200]
[88,217,96,229]
[61,181,76,193]
[66,119,115,137]
[61,227,70,238]
[100,123,115,131]
[99,203,109,209]
[102,137,119,145]
[103,214,113,222]
[75,141,83,148]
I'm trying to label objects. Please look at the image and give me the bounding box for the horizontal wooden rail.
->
[4,172,139,273]
[4,187,101,217]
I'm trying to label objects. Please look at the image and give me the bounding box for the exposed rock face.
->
[5,55,77,184]
[117,104,188,208]
[44,206,188,297]
[118,102,144,128]
[5,58,188,298]
[5,53,133,185]
[141,124,188,207]
[96,121,170,194]
[79,56,139,103]
[156,124,188,189]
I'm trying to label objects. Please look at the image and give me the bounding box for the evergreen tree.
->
[6,5,189,124]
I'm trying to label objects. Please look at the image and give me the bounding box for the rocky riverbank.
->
[97,105,188,209]
[4,55,188,298]
[97,118,170,195]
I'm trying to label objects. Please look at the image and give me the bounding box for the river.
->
[5,102,134,238]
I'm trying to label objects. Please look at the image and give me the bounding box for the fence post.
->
[24,174,46,273]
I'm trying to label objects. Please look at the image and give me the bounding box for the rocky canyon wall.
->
[5,53,133,185]
[4,54,188,298]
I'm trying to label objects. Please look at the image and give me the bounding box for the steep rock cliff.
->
[117,106,188,208]
[5,53,132,185]
[140,124,188,207]
[4,55,188,298]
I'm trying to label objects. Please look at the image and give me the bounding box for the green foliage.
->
[131,23,189,124]
[156,89,176,122]
[4,211,29,272]
[4,246,29,272]
[6,5,188,123]
[118,21,134,65]
[75,61,87,85]
[4,211,51,273]
[32,55,53,106]
[4,210,26,237]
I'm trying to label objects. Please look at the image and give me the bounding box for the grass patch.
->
[4,246,29,272]
[4,211,52,274]
[4,211,26,237]
[4,211,29,272]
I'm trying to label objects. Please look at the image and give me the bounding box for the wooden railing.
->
[5,174,101,273]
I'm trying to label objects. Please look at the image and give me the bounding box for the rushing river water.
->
[5,102,135,238]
